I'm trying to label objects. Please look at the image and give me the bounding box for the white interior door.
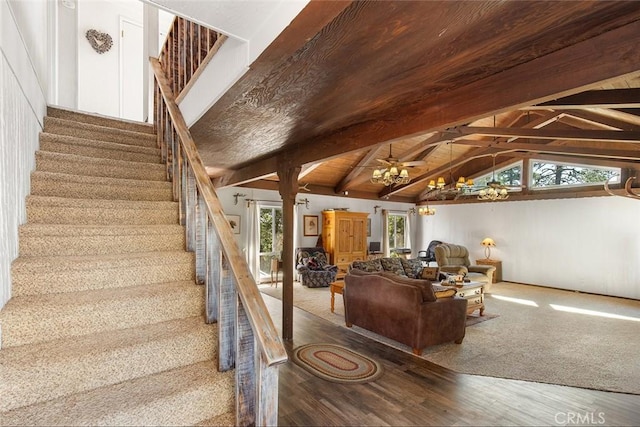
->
[119,18,143,121]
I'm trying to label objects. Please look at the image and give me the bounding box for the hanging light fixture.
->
[370,146,411,186]
[427,142,473,195]
[477,154,509,201]
[418,203,436,216]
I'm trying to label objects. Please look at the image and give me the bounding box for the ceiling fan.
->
[371,145,426,186]
[374,144,426,169]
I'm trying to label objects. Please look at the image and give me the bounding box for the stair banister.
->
[151,57,287,427]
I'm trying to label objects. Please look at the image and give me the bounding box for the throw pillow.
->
[432,284,457,299]
[312,251,328,267]
[380,257,407,276]
[304,256,321,270]
[400,258,423,279]
[351,259,383,273]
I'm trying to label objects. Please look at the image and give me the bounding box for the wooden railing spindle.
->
[152,42,285,424]
[205,219,220,324]
[195,193,207,284]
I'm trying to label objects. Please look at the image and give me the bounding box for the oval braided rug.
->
[292,343,383,384]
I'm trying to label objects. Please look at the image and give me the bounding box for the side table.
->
[270,258,283,287]
[453,282,485,316]
[476,258,502,283]
[330,281,344,313]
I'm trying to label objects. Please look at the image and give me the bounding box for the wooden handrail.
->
[158,16,226,101]
[151,57,287,366]
[151,56,287,426]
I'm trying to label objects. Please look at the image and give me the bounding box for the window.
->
[387,214,407,252]
[531,161,620,189]
[259,207,283,278]
[472,161,523,190]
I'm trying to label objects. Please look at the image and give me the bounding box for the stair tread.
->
[36,150,164,170]
[0,361,233,427]
[40,132,160,155]
[26,195,178,210]
[31,170,172,189]
[1,281,204,347]
[20,223,184,236]
[3,280,199,310]
[44,117,156,143]
[12,250,194,271]
[47,106,156,134]
[0,316,212,366]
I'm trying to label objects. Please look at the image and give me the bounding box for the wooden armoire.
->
[321,210,368,279]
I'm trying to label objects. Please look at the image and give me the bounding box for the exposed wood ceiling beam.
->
[216,19,640,188]
[454,139,640,161]
[239,179,415,203]
[525,88,640,110]
[298,163,323,180]
[559,109,640,131]
[334,148,380,194]
[449,127,640,143]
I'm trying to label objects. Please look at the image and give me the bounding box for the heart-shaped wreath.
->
[86,29,113,54]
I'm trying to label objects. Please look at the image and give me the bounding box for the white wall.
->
[215,187,415,257]
[418,196,640,300]
[77,0,142,118]
[0,0,48,309]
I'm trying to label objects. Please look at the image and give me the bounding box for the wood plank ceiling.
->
[189,1,640,204]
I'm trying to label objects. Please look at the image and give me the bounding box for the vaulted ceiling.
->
[188,1,640,204]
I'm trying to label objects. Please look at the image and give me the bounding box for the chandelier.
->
[370,145,411,186]
[477,155,509,201]
[426,142,473,194]
[418,205,436,216]
[371,165,410,186]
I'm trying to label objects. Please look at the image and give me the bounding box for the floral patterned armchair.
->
[295,247,338,288]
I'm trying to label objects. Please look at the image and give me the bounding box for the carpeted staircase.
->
[0,107,235,426]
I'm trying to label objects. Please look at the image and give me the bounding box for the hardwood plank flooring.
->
[262,294,640,426]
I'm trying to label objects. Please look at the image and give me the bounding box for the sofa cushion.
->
[379,257,407,276]
[351,258,383,273]
[400,258,423,279]
[378,272,436,302]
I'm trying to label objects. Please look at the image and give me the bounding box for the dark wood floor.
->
[262,294,640,426]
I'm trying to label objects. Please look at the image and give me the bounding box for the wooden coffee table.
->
[447,281,485,316]
[330,281,344,313]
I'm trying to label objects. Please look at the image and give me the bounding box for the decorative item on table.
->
[481,237,496,259]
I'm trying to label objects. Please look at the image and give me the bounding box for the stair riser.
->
[36,154,166,182]
[31,178,173,201]
[40,139,162,163]
[44,118,156,148]
[0,325,216,412]
[1,286,205,348]
[100,382,234,427]
[47,107,155,134]
[27,206,178,225]
[19,234,185,256]
[11,262,195,296]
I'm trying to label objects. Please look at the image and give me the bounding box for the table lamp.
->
[481,237,496,259]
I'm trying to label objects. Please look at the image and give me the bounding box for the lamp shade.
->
[481,238,496,247]
[481,237,496,259]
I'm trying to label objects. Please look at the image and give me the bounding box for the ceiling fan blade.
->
[376,159,392,166]
[401,160,427,167]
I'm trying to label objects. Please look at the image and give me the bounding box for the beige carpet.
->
[260,281,640,395]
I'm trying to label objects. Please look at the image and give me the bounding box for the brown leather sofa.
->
[344,269,467,355]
